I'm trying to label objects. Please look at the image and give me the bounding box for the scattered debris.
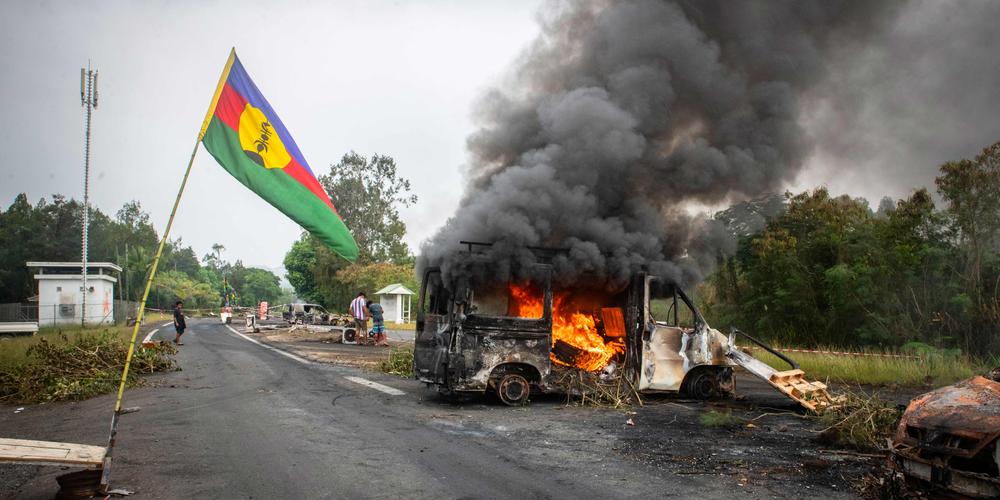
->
[0,331,177,403]
[816,389,901,451]
[56,469,102,499]
[280,303,352,326]
[552,367,641,409]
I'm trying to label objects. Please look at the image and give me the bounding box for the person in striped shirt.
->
[349,292,368,344]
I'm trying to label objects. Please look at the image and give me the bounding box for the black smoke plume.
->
[421,0,904,289]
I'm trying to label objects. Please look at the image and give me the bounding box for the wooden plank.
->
[769,369,805,382]
[0,438,105,468]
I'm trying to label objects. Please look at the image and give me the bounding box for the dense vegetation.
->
[702,142,1000,357]
[0,196,283,310]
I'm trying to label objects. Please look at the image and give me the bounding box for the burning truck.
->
[413,245,833,410]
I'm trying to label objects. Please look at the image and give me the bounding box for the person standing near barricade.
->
[173,300,186,346]
[349,292,368,345]
[367,299,388,346]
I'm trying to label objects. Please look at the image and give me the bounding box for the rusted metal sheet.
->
[892,375,1000,498]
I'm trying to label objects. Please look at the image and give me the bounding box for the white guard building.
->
[27,261,121,326]
[374,283,414,324]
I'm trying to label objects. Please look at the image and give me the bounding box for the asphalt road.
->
[2,318,866,499]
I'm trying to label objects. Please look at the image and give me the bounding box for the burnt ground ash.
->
[615,374,884,496]
[252,326,893,497]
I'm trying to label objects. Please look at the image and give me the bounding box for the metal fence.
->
[0,303,37,322]
[0,301,139,325]
[114,300,139,325]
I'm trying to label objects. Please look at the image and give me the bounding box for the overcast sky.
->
[2,1,998,272]
[0,0,541,270]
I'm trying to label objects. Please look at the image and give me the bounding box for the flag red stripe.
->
[214,83,247,131]
[282,159,336,212]
[213,82,335,214]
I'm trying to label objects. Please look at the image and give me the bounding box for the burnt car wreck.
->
[282,303,352,326]
[892,372,1000,498]
[413,247,833,410]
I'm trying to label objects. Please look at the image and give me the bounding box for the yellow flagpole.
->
[100,48,236,493]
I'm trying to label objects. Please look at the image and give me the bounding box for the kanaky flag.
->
[199,49,359,262]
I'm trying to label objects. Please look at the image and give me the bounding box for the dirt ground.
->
[247,324,409,369]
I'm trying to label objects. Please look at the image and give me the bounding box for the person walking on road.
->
[173,300,186,346]
[367,299,388,346]
[350,292,368,345]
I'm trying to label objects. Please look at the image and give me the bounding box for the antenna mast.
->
[81,62,98,326]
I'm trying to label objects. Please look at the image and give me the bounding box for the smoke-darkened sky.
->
[2,0,999,275]
[423,0,1000,287]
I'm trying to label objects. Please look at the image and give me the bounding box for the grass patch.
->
[747,346,987,387]
[142,310,173,322]
[378,346,413,377]
[386,321,416,331]
[0,326,176,403]
[699,409,745,428]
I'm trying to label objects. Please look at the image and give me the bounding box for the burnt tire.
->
[684,370,717,400]
[496,373,531,406]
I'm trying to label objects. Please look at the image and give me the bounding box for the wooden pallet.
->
[767,369,835,412]
[0,438,105,469]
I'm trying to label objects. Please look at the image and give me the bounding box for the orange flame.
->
[509,284,624,371]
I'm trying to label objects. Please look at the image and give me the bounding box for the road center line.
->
[344,376,406,396]
[141,328,160,344]
[224,325,311,365]
[140,321,175,344]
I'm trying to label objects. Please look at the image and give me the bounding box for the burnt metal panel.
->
[892,375,1000,498]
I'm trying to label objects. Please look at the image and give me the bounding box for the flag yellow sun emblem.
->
[238,104,291,169]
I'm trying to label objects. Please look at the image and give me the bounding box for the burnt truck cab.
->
[413,264,736,405]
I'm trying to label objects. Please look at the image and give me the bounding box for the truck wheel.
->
[496,373,530,406]
[684,370,717,399]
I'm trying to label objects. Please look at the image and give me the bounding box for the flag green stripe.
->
[201,116,358,261]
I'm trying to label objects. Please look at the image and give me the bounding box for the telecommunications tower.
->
[80,63,98,326]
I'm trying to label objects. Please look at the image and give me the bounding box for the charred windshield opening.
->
[469,279,545,319]
[648,280,699,330]
[422,270,450,316]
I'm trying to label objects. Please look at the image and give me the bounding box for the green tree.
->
[159,239,200,277]
[935,142,1000,353]
[320,152,417,264]
[284,235,319,302]
[150,270,217,310]
[0,194,157,302]
[936,142,1000,307]
[237,268,282,305]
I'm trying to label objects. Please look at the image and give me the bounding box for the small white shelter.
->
[374,283,414,323]
[27,262,121,326]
